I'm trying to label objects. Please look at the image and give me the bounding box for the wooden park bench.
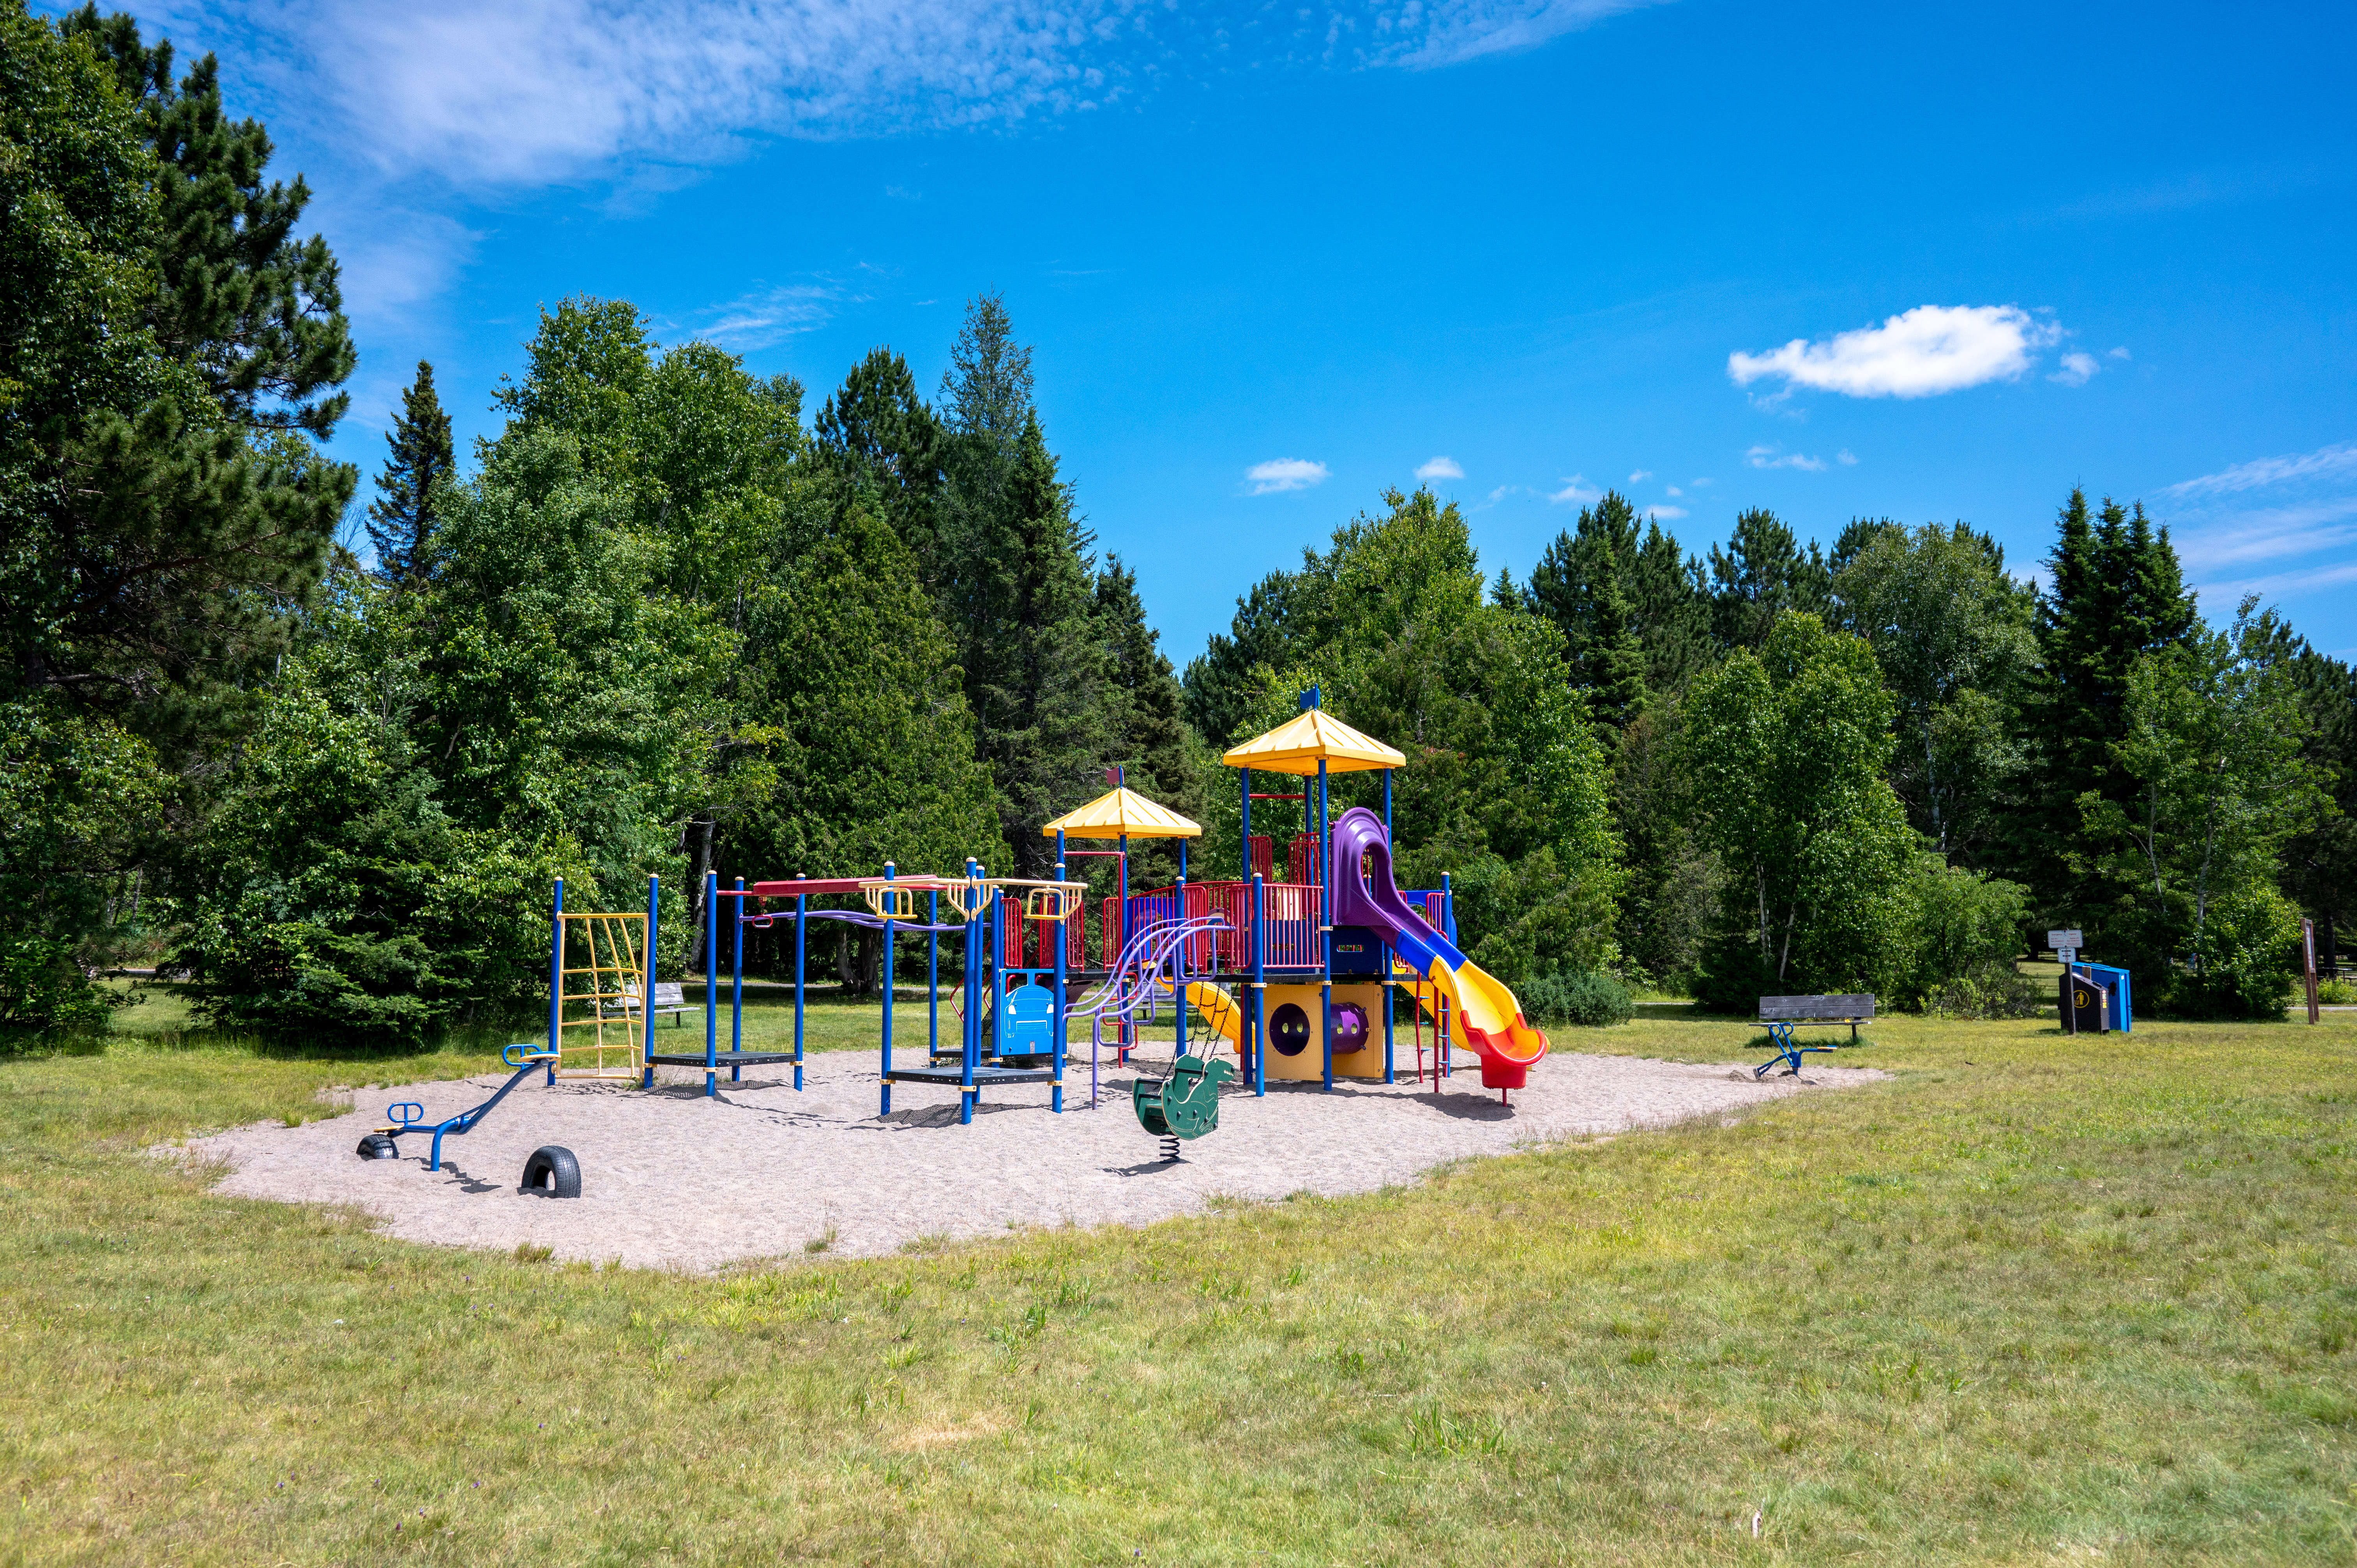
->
[1753,994,1875,1077]
[613,980,694,1029]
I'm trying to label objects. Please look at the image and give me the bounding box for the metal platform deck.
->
[882,1065,1058,1086]
[644,1051,800,1068]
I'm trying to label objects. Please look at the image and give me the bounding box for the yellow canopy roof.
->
[1040,786,1202,840]
[1220,708,1406,776]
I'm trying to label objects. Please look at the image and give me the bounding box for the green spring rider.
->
[1133,1050,1235,1160]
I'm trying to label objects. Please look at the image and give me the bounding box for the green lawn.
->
[4,1000,2355,1563]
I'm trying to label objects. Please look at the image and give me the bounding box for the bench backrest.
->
[621,981,687,1008]
[1759,993,1876,1021]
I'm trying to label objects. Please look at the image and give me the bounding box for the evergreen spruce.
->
[1093,555,1200,880]
[930,297,1116,872]
[364,361,454,587]
[2014,489,2198,909]
[1707,508,1830,652]
[813,347,947,576]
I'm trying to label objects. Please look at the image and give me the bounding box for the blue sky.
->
[94,0,2357,658]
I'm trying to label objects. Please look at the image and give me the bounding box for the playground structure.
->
[1028,687,1550,1106]
[524,687,1546,1125]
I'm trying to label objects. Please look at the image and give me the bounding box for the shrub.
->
[1923,961,2048,1020]
[1520,969,1633,1028]
[1904,854,2030,1012]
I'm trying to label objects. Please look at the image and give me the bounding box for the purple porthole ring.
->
[1270,1003,1312,1056]
[1331,1002,1369,1056]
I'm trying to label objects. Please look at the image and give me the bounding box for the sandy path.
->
[185,1048,1882,1272]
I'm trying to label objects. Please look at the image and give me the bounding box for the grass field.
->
[4,993,2355,1563]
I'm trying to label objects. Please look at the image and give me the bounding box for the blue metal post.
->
[1382,765,1395,1086]
[928,889,940,1058]
[1240,766,1252,878]
[642,874,659,1089]
[794,891,806,1093]
[1441,871,1454,1079]
[703,869,718,1098]
[1118,832,1131,1058]
[964,862,984,1125]
[1175,839,1189,1059]
[876,867,891,1113]
[547,878,563,1085]
[1052,844,1067,1114]
[1319,758,1333,1093]
[730,877,745,1082]
[1251,873,1267,1096]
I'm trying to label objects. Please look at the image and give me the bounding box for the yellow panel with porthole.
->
[1258,983,1387,1080]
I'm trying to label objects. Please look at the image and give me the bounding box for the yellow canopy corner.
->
[1040,786,1203,840]
[1219,708,1406,776]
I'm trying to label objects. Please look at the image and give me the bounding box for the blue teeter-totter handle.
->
[502,1042,537,1067]
[388,1102,426,1126]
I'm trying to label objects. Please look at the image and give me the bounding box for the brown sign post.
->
[2305,917,2322,1026]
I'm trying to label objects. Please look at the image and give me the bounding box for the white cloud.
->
[2050,351,2100,387]
[1645,504,1688,520]
[1836,449,1859,466]
[2172,499,2357,573]
[1246,458,1329,495]
[167,0,1679,187]
[1690,477,1712,487]
[2108,346,2132,360]
[1549,474,1601,505]
[1380,0,1677,68]
[1727,304,2065,399]
[697,282,846,349]
[2160,438,2357,613]
[1415,456,1465,481]
[2163,441,2357,499]
[1627,469,1652,482]
[1744,444,1828,473]
[1664,485,1682,498]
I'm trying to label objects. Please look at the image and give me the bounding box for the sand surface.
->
[186,1047,1882,1271]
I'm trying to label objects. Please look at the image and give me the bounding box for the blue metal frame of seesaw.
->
[378,1043,558,1171]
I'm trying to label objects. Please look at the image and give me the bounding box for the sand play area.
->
[186,1047,1883,1271]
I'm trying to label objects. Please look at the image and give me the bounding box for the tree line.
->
[5,4,2350,1040]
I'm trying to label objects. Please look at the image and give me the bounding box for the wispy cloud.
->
[1836,449,1859,466]
[1246,457,1329,495]
[1379,0,1677,67]
[1549,474,1601,505]
[2160,438,2357,614]
[2163,441,2357,500]
[1728,304,2065,400]
[1415,456,1465,481]
[1627,468,1652,482]
[2050,351,2100,387]
[1745,444,1827,473]
[697,282,847,349]
[165,0,1675,187]
[1645,503,1687,519]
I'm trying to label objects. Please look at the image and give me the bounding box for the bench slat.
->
[1758,994,1876,1021]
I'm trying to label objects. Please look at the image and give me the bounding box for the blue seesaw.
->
[355,1043,581,1197]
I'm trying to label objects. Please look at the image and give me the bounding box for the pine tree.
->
[1524,492,1645,732]
[1575,542,1647,734]
[1707,508,1830,652]
[1182,568,1308,744]
[1094,555,1199,881]
[1627,521,1714,691]
[814,347,947,575]
[365,361,454,587]
[63,5,355,436]
[929,297,1116,872]
[13,6,355,745]
[2012,488,2198,911]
